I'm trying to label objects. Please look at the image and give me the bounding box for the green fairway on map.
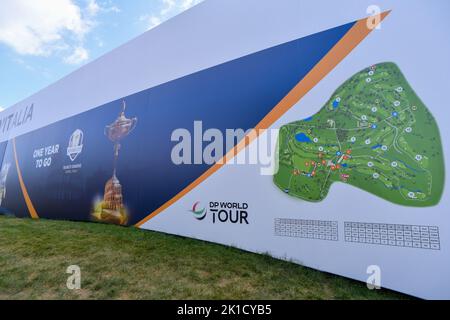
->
[274,62,445,207]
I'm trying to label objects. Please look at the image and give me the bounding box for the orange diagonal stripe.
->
[12,138,39,219]
[135,12,390,227]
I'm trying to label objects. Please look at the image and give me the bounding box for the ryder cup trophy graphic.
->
[92,100,137,225]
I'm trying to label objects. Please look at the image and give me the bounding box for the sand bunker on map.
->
[274,62,444,207]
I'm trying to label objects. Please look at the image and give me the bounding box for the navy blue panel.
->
[1,21,354,224]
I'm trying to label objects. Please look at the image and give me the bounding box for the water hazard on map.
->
[274,62,445,207]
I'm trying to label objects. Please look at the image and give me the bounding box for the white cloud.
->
[64,47,89,65]
[0,106,5,112]
[86,0,101,16]
[148,16,163,30]
[87,0,120,16]
[180,0,202,10]
[105,6,121,13]
[0,0,90,56]
[161,0,178,16]
[0,0,120,64]
[141,0,203,30]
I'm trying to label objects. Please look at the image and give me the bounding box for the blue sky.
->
[0,0,203,111]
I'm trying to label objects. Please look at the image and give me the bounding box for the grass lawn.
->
[0,215,409,300]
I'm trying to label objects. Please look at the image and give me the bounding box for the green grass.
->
[0,215,409,300]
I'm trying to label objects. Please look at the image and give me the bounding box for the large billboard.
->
[1,0,449,299]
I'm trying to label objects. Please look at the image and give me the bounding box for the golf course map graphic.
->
[274,62,444,207]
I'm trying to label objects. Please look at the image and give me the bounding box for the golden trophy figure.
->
[92,100,137,225]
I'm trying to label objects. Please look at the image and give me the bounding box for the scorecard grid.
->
[344,222,440,250]
[274,218,338,241]
[274,219,440,250]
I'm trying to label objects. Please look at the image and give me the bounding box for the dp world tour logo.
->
[190,201,207,220]
[188,201,250,224]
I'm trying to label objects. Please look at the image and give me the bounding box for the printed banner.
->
[1,0,449,299]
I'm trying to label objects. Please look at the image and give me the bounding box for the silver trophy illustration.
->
[92,100,137,225]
